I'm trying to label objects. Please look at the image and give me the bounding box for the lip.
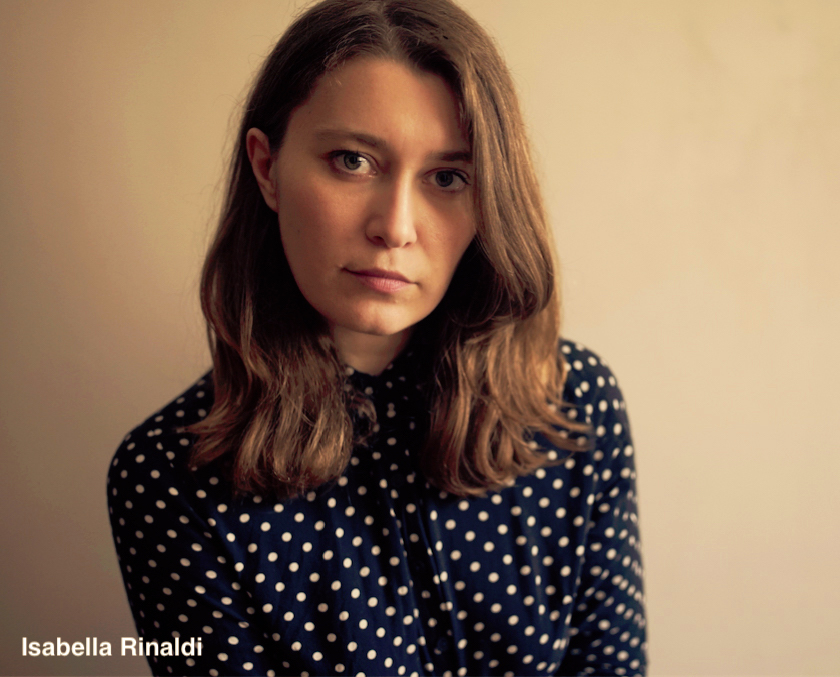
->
[351,268,410,282]
[346,268,413,293]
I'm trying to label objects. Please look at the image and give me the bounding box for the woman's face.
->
[252,57,475,355]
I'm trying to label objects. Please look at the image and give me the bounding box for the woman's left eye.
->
[432,170,468,191]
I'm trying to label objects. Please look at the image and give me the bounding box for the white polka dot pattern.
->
[108,340,646,676]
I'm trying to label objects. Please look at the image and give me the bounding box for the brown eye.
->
[435,171,455,187]
[328,151,373,176]
[342,153,363,171]
[432,170,467,192]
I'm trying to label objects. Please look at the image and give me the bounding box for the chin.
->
[333,309,419,339]
[355,321,414,339]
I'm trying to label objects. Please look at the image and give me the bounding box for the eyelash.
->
[327,151,470,192]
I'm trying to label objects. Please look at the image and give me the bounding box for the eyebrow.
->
[314,128,472,163]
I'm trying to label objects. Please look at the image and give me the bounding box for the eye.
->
[432,170,469,192]
[329,151,373,175]
[342,152,364,171]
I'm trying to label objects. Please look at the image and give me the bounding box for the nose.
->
[365,176,418,248]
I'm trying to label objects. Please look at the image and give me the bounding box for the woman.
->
[108,0,646,675]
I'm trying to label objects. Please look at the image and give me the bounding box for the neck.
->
[331,326,412,376]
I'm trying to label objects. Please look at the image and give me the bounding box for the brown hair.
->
[189,0,589,498]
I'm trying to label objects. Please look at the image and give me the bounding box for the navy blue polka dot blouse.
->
[108,340,646,676]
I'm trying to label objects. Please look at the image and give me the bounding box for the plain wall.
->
[1,1,838,674]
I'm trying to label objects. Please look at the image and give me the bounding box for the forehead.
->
[285,57,469,155]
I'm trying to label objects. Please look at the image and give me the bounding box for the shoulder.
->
[107,371,216,514]
[560,338,628,422]
[560,339,621,398]
[556,338,636,474]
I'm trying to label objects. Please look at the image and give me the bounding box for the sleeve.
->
[107,423,280,676]
[557,347,647,676]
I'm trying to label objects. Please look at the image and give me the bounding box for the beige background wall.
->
[1,1,837,674]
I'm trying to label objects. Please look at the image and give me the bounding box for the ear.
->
[246,127,279,212]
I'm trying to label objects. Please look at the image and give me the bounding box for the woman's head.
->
[204,0,557,357]
[194,0,581,498]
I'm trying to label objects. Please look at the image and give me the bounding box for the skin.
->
[247,57,476,375]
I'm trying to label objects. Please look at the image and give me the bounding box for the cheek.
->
[437,215,476,271]
[456,224,476,259]
[445,199,476,249]
[277,178,349,257]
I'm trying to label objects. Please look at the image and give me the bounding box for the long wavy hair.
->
[189,0,589,499]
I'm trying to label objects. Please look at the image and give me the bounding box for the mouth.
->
[350,268,410,282]
[345,268,413,293]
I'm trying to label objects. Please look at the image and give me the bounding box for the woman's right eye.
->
[342,152,363,170]
[329,151,372,175]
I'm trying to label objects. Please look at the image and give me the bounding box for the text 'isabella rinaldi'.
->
[21,636,203,657]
